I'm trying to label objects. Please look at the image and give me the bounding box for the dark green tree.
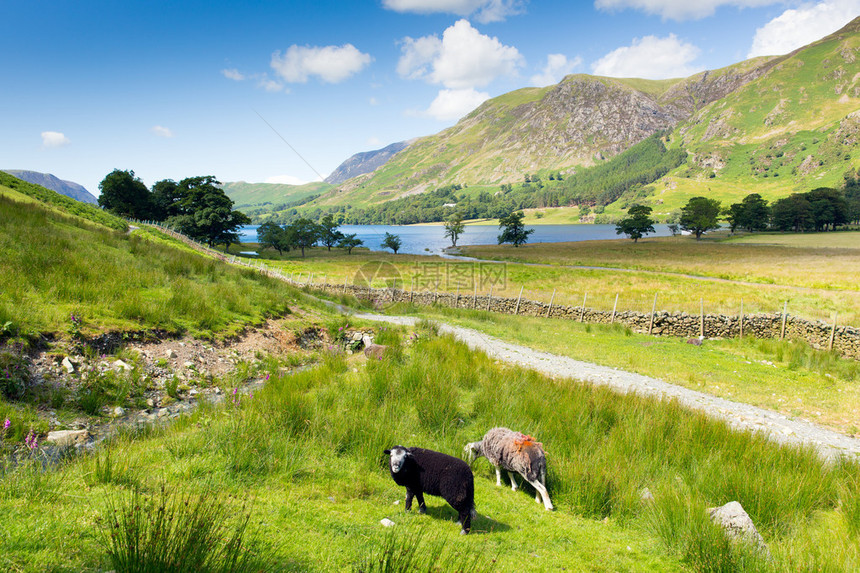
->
[166,176,250,250]
[98,169,151,219]
[318,214,344,251]
[679,197,722,240]
[149,179,181,221]
[807,187,848,231]
[771,194,814,232]
[443,212,466,247]
[286,218,319,257]
[497,211,534,247]
[257,221,290,255]
[725,202,745,234]
[615,204,655,242]
[338,233,363,254]
[381,232,402,254]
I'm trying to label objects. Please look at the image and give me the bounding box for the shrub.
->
[0,344,30,400]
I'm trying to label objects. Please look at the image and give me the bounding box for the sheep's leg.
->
[404,489,414,512]
[507,471,518,491]
[528,479,554,511]
[495,466,503,487]
[415,491,427,514]
[458,509,472,535]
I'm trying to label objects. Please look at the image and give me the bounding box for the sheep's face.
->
[384,446,410,473]
[464,443,479,464]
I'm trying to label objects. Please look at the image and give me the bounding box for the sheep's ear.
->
[383,449,391,455]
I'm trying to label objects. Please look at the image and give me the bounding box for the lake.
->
[238,223,674,256]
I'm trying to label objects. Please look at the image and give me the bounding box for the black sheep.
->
[383,445,476,534]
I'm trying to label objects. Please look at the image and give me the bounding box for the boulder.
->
[113,359,132,372]
[61,356,75,374]
[364,344,389,360]
[165,349,177,359]
[708,501,769,555]
[46,429,89,447]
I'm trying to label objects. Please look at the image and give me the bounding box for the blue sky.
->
[2,0,858,194]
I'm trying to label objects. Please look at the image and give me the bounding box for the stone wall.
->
[311,282,860,360]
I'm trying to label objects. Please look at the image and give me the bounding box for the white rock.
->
[708,501,769,554]
[184,361,194,369]
[362,334,374,347]
[113,360,132,372]
[46,429,89,447]
[157,408,170,418]
[61,356,75,374]
[112,406,125,417]
[165,349,177,359]
[380,518,396,528]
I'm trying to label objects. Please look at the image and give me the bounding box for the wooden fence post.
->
[739,299,744,339]
[410,278,415,303]
[699,298,704,338]
[343,275,349,294]
[829,312,838,351]
[308,273,314,287]
[610,293,618,324]
[515,285,524,316]
[455,286,460,308]
[486,286,493,311]
[579,292,587,322]
[649,293,658,335]
[546,289,556,318]
[780,301,788,339]
[473,283,477,309]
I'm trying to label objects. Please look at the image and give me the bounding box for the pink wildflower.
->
[3,418,10,430]
[25,429,37,450]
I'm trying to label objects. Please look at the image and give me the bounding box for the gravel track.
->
[354,311,860,463]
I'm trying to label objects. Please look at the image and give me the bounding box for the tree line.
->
[97,169,250,251]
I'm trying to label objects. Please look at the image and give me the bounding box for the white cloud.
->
[367,136,383,146]
[748,0,860,57]
[271,44,372,83]
[369,97,379,105]
[591,34,702,79]
[264,175,307,185]
[383,0,525,23]
[151,125,174,138]
[258,78,286,92]
[41,131,69,148]
[398,19,523,89]
[422,88,490,121]
[594,0,777,21]
[530,54,582,87]
[221,68,245,81]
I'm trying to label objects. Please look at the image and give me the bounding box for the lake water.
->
[238,223,673,256]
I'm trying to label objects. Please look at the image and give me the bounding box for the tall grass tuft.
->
[354,528,496,573]
[101,484,262,573]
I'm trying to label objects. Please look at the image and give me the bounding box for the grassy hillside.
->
[3,331,859,571]
[671,18,860,200]
[223,181,332,217]
[0,185,292,340]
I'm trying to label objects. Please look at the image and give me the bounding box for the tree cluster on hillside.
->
[256,217,366,258]
[722,182,858,234]
[97,170,250,250]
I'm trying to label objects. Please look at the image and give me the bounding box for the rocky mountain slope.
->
[324,140,412,184]
[2,170,98,204]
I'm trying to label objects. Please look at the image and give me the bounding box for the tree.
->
[679,196,722,240]
[149,179,181,221]
[497,211,534,247]
[257,221,290,255]
[381,232,402,254]
[338,233,363,254]
[443,212,466,247]
[166,176,251,250]
[725,202,745,234]
[615,204,655,243]
[739,193,770,231]
[286,218,319,258]
[98,169,151,219]
[319,214,344,251]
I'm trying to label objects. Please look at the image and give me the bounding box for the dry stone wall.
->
[312,283,860,360]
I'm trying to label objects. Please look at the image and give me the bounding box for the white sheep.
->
[465,427,553,511]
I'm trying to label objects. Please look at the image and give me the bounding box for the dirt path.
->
[353,310,860,462]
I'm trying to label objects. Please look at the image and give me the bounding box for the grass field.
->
[231,232,860,324]
[3,329,859,571]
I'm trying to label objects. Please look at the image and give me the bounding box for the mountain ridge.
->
[2,170,98,204]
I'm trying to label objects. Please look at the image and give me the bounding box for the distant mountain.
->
[2,170,98,204]
[324,140,413,184]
